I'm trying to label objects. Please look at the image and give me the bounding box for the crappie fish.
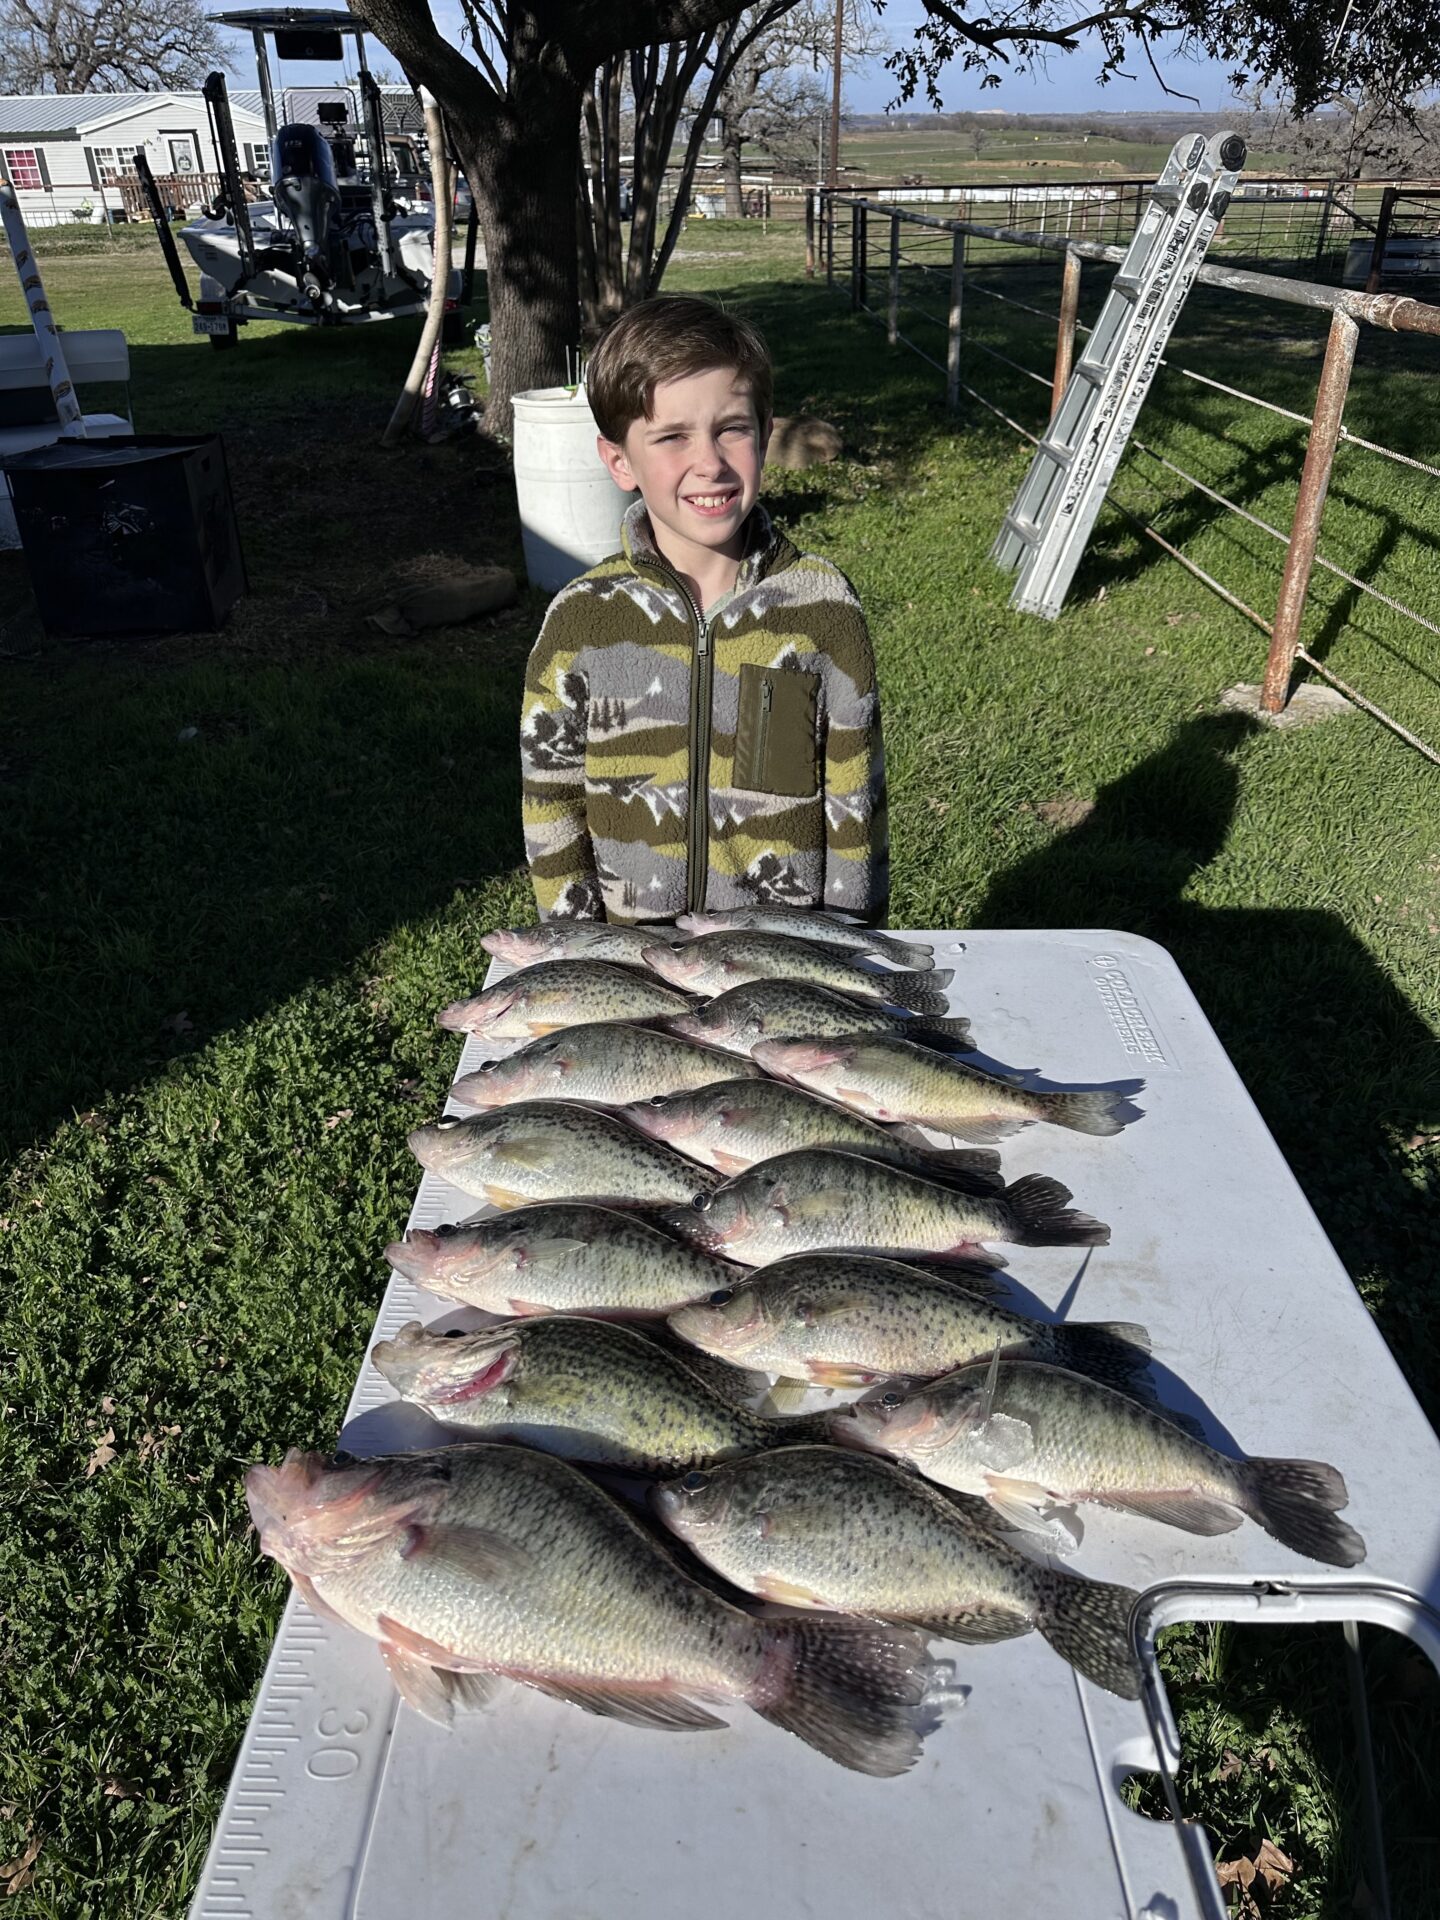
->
[668,1253,1150,1394]
[386,1203,739,1318]
[451,1021,759,1112]
[482,924,678,969]
[408,1102,717,1209]
[677,908,935,972]
[756,1034,1136,1143]
[371,1317,828,1472]
[247,1443,934,1772]
[657,1446,1141,1699]
[661,1149,1109,1267]
[621,1078,1002,1188]
[839,1357,1366,1567]
[437,960,692,1039]
[643,931,953,1016]
[666,978,974,1058]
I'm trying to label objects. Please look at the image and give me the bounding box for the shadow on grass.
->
[0,331,531,1161]
[974,710,1440,1913]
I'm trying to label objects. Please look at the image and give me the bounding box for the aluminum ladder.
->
[993,131,1248,618]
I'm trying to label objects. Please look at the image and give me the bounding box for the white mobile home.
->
[0,91,268,224]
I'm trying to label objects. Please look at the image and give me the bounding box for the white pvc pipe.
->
[0,180,85,437]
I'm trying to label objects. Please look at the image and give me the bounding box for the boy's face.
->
[597,366,770,572]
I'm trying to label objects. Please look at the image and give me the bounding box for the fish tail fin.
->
[755,1617,932,1777]
[1039,1089,1137,1136]
[1004,1173,1111,1247]
[1035,1574,1142,1698]
[870,933,936,969]
[908,1014,976,1049]
[884,969,955,1015]
[1240,1459,1366,1567]
[1052,1320,1153,1385]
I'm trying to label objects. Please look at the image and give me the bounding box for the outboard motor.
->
[271,123,341,304]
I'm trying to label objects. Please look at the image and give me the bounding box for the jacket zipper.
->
[648,557,714,915]
[755,674,774,783]
[687,608,715,914]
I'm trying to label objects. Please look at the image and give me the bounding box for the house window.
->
[243,142,272,182]
[85,145,125,183]
[164,133,199,174]
[3,148,47,191]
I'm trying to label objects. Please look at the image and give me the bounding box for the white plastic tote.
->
[511,385,628,592]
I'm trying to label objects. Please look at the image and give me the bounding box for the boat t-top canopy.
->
[210,9,387,141]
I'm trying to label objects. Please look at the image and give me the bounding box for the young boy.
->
[520,294,888,924]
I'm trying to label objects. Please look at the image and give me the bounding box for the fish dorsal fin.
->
[522,1674,726,1731]
[979,1345,1002,1422]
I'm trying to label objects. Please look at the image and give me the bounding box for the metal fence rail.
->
[805,187,1440,766]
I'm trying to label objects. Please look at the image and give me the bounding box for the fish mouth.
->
[620,1099,683,1144]
[480,932,531,962]
[641,945,693,987]
[245,1449,392,1573]
[384,1231,445,1282]
[449,1071,512,1111]
[667,1294,764,1357]
[372,1324,519,1405]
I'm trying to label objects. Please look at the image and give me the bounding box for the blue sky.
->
[237,2,1251,122]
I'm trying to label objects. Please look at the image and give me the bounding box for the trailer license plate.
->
[192,313,230,335]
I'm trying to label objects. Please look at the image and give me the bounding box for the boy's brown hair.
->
[586,295,773,444]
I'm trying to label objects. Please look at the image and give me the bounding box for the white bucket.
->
[511,385,629,593]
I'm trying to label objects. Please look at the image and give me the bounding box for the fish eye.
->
[881,1391,904,1409]
[707,1288,733,1305]
[691,1191,713,1212]
[437,1117,462,1131]
[648,1094,668,1108]
[444,1328,465,1338]
[478,1059,497,1073]
[679,1471,711,1494]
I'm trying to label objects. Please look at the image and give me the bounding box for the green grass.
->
[3,222,1439,1916]
[834,130,1301,183]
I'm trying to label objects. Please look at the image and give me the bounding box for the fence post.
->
[1259,309,1359,714]
[887,210,900,345]
[825,192,834,289]
[857,202,868,310]
[1364,185,1398,295]
[945,227,964,411]
[804,189,815,279]
[850,203,860,309]
[1051,246,1081,421]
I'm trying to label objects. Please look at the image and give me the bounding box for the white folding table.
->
[187,931,1440,1920]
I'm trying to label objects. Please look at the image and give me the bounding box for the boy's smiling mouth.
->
[685,489,741,516]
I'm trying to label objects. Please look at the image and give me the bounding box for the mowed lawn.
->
[2,221,1439,1917]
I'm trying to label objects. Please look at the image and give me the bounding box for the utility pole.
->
[828,0,842,187]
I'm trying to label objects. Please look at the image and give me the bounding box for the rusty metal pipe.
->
[1259,309,1360,713]
[1051,247,1081,421]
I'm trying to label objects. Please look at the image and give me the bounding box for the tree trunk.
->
[720,113,744,218]
[449,66,585,441]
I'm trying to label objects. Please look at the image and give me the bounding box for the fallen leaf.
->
[135,1425,182,1464]
[1144,645,1157,655]
[1217,1855,1256,1891]
[162,1011,194,1036]
[99,1396,116,1416]
[2,1832,41,1895]
[323,1109,354,1130]
[101,1777,141,1800]
[84,1428,117,1477]
[1255,1839,1294,1891]
[1216,1748,1244,1779]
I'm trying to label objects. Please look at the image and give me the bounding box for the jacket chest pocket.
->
[733,664,820,797]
